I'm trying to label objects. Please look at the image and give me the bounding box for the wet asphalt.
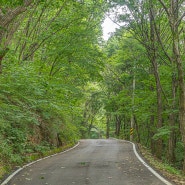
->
[7,139,171,185]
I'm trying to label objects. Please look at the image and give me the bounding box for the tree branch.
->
[176,12,185,27]
[157,0,170,18]
[0,0,33,27]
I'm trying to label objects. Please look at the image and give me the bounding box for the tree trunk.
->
[171,3,185,171]
[115,115,121,137]
[0,2,32,43]
[168,72,177,163]
[175,47,185,171]
[134,116,140,143]
[149,1,163,159]
[168,114,176,163]
[152,59,163,159]
[150,115,156,154]
[0,48,9,74]
[157,0,185,171]
[106,114,110,139]
[0,0,33,28]
[130,73,135,141]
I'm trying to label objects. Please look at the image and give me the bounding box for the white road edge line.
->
[111,138,173,185]
[126,140,173,185]
[0,142,80,185]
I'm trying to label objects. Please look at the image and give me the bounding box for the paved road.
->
[7,139,171,185]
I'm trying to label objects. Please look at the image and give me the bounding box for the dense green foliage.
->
[0,0,185,179]
[102,0,185,173]
[102,33,184,169]
[0,0,106,175]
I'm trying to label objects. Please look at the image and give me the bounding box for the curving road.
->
[6,139,173,185]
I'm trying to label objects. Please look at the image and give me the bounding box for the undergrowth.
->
[0,142,77,182]
[138,144,185,185]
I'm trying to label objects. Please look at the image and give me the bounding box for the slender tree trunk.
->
[168,115,176,163]
[130,72,135,141]
[88,116,95,137]
[149,1,163,159]
[152,59,163,159]
[171,4,185,171]
[168,72,177,163]
[134,116,140,143]
[175,46,185,171]
[106,114,110,139]
[0,48,9,74]
[115,115,121,137]
[150,114,156,154]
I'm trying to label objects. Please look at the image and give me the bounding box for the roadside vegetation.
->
[138,144,185,185]
[0,0,106,179]
[0,0,185,183]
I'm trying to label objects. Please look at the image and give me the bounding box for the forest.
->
[0,0,185,180]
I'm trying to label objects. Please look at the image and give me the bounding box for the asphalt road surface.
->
[7,139,172,185]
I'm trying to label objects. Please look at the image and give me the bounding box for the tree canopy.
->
[0,0,185,180]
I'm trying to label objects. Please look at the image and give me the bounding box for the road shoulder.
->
[136,143,185,185]
[0,142,80,185]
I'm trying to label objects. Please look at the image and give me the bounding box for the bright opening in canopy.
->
[102,6,126,40]
[102,17,119,40]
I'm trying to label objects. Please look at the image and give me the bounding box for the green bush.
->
[0,62,83,172]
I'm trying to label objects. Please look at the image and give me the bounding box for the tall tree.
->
[0,0,106,173]
[156,0,185,171]
[107,0,185,171]
[110,0,164,158]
